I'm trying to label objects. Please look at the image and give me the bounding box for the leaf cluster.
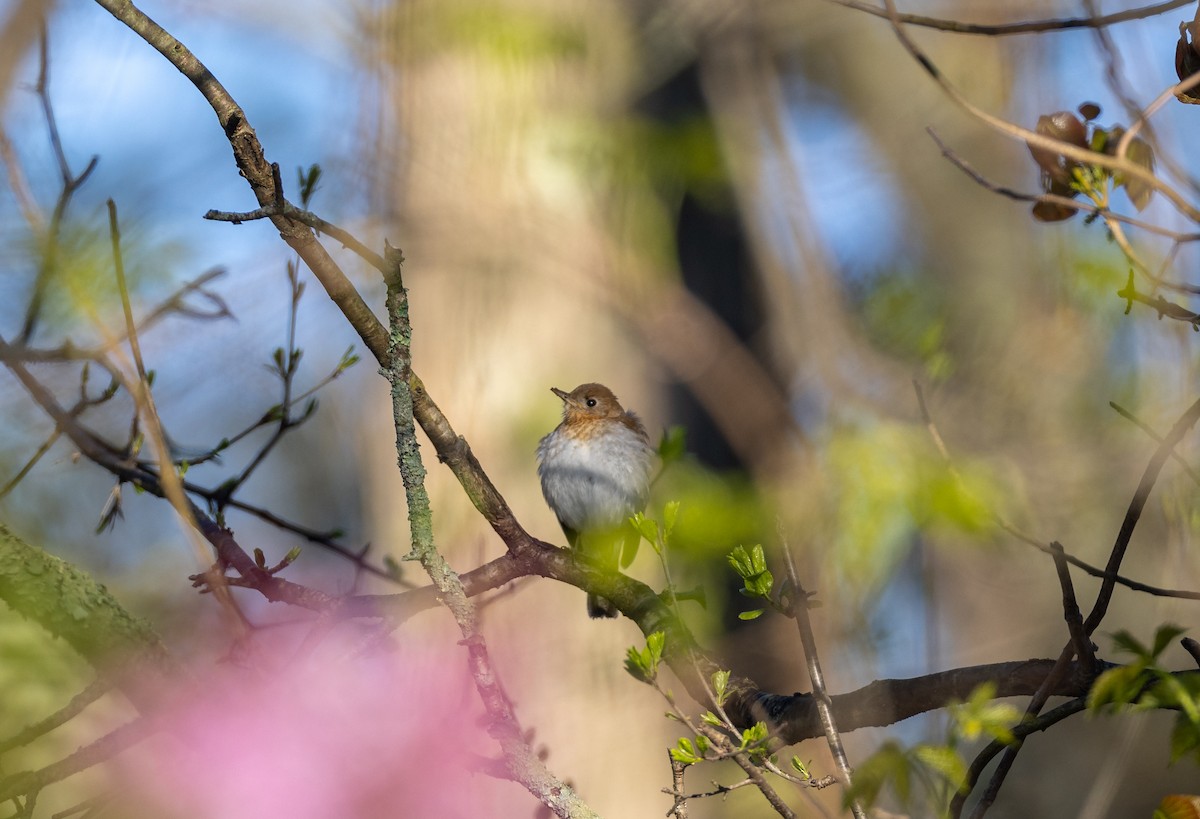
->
[1088,625,1200,765]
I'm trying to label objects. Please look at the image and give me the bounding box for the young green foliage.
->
[624,631,666,684]
[846,681,1019,814]
[1088,625,1200,764]
[727,544,774,620]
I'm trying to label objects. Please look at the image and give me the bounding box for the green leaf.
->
[1151,624,1188,660]
[624,631,666,684]
[670,737,701,766]
[949,682,1019,744]
[740,721,768,748]
[700,711,722,727]
[1147,673,1200,723]
[727,545,755,579]
[624,645,651,683]
[845,741,911,810]
[297,163,323,208]
[1109,629,1151,660]
[658,425,687,465]
[1087,665,1146,712]
[738,609,764,621]
[747,544,767,575]
[1170,717,1200,766]
[913,744,967,790]
[791,756,810,778]
[662,500,680,540]
[712,668,730,706]
[338,346,360,372]
[646,631,665,668]
[747,569,775,597]
[631,512,659,545]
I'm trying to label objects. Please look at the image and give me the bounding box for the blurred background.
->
[2,0,1200,816]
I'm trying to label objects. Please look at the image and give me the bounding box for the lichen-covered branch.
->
[0,523,178,710]
[381,248,597,819]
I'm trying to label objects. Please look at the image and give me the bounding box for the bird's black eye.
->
[586,398,597,407]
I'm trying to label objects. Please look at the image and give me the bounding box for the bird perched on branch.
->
[537,383,655,618]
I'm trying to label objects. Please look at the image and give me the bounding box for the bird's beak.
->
[551,387,570,402]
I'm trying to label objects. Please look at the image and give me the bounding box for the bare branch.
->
[1049,543,1096,674]
[778,534,864,818]
[830,0,1192,37]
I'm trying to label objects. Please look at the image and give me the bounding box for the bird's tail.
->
[587,593,619,619]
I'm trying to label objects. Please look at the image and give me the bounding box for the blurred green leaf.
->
[631,512,659,546]
[658,426,687,466]
[1088,665,1146,712]
[1170,717,1200,766]
[846,741,912,809]
[913,744,967,791]
[662,500,680,540]
[949,682,1019,744]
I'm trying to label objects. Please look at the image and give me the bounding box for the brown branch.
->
[0,679,111,755]
[926,128,1200,242]
[204,193,387,274]
[667,751,690,819]
[1110,401,1200,486]
[953,698,1089,817]
[0,718,154,804]
[779,537,864,818]
[830,0,1192,36]
[879,0,1200,225]
[1049,543,1096,675]
[1183,637,1200,668]
[1085,395,1200,633]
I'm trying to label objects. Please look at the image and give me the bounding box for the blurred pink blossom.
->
[124,644,498,818]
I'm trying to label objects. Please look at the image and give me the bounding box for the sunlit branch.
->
[831,0,1192,37]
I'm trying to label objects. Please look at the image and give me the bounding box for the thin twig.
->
[965,395,1200,816]
[1109,401,1200,486]
[0,717,154,803]
[108,200,245,628]
[0,679,111,755]
[20,26,99,343]
[1084,395,1200,634]
[204,200,387,273]
[695,725,796,819]
[0,429,60,500]
[829,0,1191,37]
[925,128,1200,242]
[1049,543,1096,674]
[879,0,1200,225]
[777,530,866,819]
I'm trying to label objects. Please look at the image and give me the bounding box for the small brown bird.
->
[537,383,655,618]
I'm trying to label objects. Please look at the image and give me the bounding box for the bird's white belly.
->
[537,431,652,532]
